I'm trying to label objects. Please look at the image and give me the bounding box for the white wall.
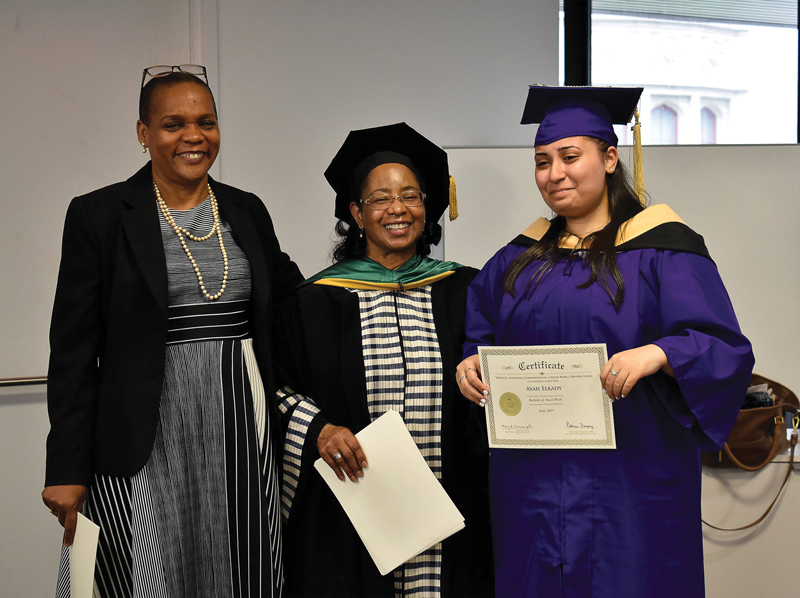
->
[215,0,557,277]
[0,0,193,381]
[702,459,800,597]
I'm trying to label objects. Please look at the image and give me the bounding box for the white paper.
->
[70,512,100,598]
[479,344,616,449]
[314,410,465,575]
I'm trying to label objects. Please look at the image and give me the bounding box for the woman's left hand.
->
[601,344,674,401]
[42,484,87,546]
[317,423,368,483]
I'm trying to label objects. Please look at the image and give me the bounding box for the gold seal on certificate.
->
[477,344,616,449]
[498,393,522,416]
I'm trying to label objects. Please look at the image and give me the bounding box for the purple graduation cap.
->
[521,85,644,147]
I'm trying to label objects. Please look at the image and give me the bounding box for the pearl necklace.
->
[153,181,229,300]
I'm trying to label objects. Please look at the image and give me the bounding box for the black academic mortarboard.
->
[521,85,644,147]
[325,122,452,222]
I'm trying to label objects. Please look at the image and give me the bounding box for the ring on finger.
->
[457,375,466,384]
[333,452,342,460]
[466,367,474,373]
[610,369,618,376]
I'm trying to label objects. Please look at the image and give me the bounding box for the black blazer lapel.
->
[119,164,169,316]
[213,182,271,319]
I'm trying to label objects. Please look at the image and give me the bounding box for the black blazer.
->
[45,163,303,486]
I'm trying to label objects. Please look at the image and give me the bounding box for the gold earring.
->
[141,142,147,153]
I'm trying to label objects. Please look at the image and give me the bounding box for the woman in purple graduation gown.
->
[455,86,754,598]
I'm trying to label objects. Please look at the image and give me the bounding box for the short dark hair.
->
[138,72,217,125]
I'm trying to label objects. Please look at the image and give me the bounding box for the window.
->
[560,0,799,144]
[651,105,678,144]
[701,107,717,144]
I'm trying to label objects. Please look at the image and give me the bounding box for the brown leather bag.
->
[702,374,799,531]
[702,374,799,470]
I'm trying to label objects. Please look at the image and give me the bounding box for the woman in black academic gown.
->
[276,123,494,597]
[42,65,302,597]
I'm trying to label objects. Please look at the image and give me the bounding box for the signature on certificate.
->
[566,421,595,430]
[501,424,533,431]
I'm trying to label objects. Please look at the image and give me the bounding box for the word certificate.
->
[478,344,616,449]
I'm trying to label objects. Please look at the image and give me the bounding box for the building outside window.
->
[560,1,798,145]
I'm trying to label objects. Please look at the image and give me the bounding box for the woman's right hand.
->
[317,424,368,483]
[42,484,87,546]
[456,354,489,406]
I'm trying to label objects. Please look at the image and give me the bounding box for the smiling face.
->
[534,136,618,228]
[349,163,426,269]
[136,81,220,192]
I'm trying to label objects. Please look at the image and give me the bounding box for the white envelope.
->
[314,410,465,575]
[70,512,100,598]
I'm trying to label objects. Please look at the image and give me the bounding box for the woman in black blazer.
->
[42,65,302,598]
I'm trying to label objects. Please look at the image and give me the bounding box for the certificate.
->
[478,344,615,449]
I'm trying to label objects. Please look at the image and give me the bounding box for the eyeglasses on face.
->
[141,64,208,88]
[361,191,426,211]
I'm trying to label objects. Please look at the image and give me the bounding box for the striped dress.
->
[56,197,282,598]
[279,286,444,598]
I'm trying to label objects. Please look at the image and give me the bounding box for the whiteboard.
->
[444,144,800,394]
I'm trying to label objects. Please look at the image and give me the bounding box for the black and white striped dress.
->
[56,197,282,598]
[279,286,444,598]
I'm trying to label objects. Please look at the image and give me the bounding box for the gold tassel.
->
[631,109,646,206]
[448,175,459,221]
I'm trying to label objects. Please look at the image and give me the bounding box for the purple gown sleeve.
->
[649,250,754,451]
[463,246,514,359]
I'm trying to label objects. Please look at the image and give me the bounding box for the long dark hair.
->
[331,173,442,263]
[503,138,645,307]
[138,72,217,125]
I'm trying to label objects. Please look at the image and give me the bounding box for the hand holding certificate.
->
[478,344,616,449]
